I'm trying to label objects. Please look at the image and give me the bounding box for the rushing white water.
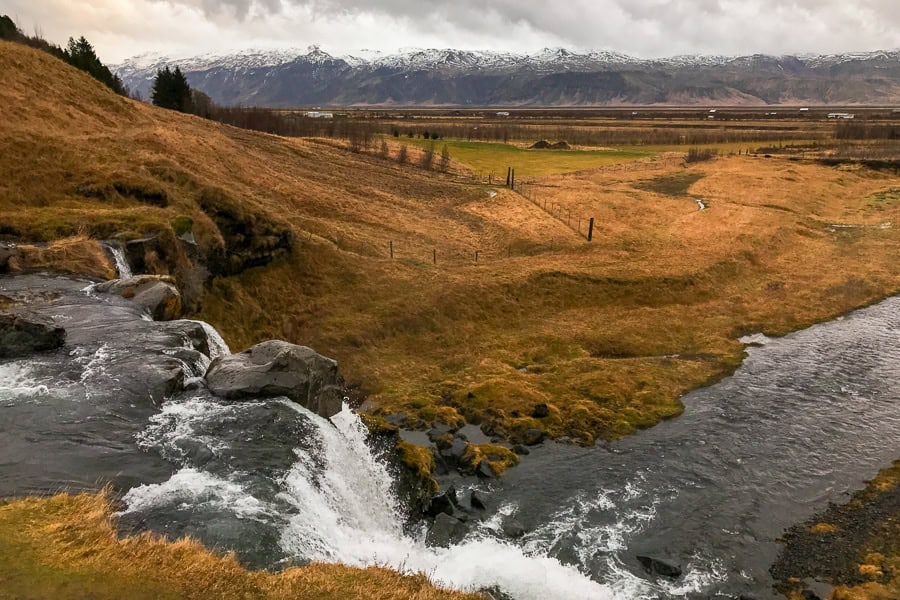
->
[276,402,624,599]
[106,245,133,279]
[190,320,231,359]
[121,467,274,520]
[0,362,51,403]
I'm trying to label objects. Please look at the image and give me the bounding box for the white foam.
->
[276,402,620,599]
[136,396,245,460]
[120,467,271,520]
[0,362,52,402]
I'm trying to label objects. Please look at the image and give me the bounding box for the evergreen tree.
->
[151,66,193,113]
[63,36,125,95]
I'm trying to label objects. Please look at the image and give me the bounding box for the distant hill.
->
[116,46,900,107]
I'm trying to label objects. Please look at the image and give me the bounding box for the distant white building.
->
[827,112,855,119]
[496,111,510,117]
[799,107,810,112]
[303,111,334,119]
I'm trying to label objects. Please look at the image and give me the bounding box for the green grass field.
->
[401,138,652,177]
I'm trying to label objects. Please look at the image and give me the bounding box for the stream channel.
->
[1,272,897,599]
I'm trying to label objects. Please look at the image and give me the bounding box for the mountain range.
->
[115,46,900,107]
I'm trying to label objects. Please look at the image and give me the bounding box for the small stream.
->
[1,273,898,599]
[495,296,900,598]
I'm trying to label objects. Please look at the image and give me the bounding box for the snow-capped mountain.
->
[115,46,900,106]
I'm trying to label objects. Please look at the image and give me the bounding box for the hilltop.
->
[116,45,900,106]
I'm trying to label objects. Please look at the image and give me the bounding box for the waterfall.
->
[104,244,133,279]
[276,402,623,599]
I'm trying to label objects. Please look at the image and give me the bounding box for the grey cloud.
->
[7,0,900,63]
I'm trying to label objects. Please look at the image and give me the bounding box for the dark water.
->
[2,273,898,599]
[496,297,900,598]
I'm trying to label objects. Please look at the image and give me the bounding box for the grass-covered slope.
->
[3,40,900,448]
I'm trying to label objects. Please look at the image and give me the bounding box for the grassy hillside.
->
[3,39,900,449]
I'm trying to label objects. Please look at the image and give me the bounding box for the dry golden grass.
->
[11,235,115,279]
[0,490,482,600]
[3,41,900,447]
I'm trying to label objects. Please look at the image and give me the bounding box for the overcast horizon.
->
[5,0,900,63]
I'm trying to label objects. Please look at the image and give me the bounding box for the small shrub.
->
[172,215,194,237]
[686,147,718,163]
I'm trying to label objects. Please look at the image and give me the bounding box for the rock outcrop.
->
[95,275,182,321]
[206,340,344,418]
[0,311,66,358]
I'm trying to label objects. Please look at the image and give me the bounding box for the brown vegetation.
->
[10,236,115,279]
[3,41,899,448]
[0,490,482,600]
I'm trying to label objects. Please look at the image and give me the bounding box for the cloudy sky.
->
[5,0,900,63]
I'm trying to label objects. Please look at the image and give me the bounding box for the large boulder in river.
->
[206,340,344,418]
[636,555,682,579]
[0,312,66,358]
[426,512,468,548]
[95,275,182,321]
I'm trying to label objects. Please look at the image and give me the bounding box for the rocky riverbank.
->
[771,460,900,600]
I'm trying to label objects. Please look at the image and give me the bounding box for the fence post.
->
[587,217,595,242]
[390,240,393,259]
[578,217,581,234]
[433,249,436,264]
[506,167,511,187]
[475,250,479,263]
[511,169,515,190]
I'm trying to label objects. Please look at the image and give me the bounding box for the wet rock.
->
[800,592,822,600]
[480,587,515,600]
[426,487,458,518]
[95,275,182,321]
[384,413,407,427]
[427,423,455,442]
[477,460,496,479]
[500,516,525,539]
[636,555,682,579]
[470,490,488,511]
[206,340,344,418]
[522,428,545,446]
[0,243,19,273]
[512,444,530,456]
[445,437,469,462]
[0,312,66,358]
[427,512,468,548]
[531,403,550,418]
[174,439,214,467]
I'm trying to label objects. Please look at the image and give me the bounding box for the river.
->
[1,273,898,599]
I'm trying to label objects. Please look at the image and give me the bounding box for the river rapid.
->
[1,272,898,599]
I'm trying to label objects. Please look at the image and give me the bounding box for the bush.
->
[172,216,194,237]
[686,147,718,163]
[420,143,435,170]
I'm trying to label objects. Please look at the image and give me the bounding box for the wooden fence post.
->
[433,249,436,264]
[587,217,595,242]
[506,167,511,187]
[390,240,393,259]
[475,250,479,263]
